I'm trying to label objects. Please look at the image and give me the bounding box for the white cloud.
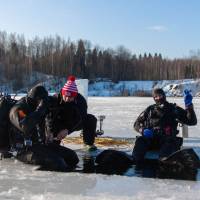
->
[147,25,168,32]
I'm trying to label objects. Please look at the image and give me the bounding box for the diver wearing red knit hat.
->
[46,75,97,151]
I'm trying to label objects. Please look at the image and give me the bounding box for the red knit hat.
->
[61,75,78,97]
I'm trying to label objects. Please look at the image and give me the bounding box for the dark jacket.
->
[9,97,47,146]
[45,93,87,138]
[134,101,197,136]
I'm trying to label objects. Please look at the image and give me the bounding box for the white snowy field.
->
[88,96,200,138]
[1,97,200,200]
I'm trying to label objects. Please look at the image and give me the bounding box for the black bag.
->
[0,94,17,148]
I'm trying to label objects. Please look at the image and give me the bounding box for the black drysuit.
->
[133,101,197,162]
[9,86,79,171]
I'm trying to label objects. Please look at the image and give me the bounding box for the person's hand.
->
[143,128,153,138]
[184,89,193,107]
[56,129,68,140]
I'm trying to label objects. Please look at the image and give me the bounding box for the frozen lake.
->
[1,97,200,200]
[88,97,200,138]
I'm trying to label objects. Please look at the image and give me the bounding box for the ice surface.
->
[0,97,200,200]
[88,97,200,138]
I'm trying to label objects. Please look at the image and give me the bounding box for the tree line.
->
[0,30,200,89]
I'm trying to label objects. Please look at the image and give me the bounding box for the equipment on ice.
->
[0,94,17,148]
[179,123,189,138]
[96,115,106,136]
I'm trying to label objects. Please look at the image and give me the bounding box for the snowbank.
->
[88,79,200,97]
[1,71,200,97]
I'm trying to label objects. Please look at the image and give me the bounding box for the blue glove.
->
[184,89,193,107]
[143,129,153,138]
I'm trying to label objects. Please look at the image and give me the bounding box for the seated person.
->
[132,88,197,164]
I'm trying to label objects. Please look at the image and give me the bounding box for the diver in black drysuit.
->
[133,88,197,164]
[9,85,79,171]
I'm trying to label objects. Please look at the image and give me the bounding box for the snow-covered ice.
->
[88,97,200,138]
[0,96,200,200]
[88,79,200,97]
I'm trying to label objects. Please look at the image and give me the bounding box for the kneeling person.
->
[45,76,97,151]
[9,85,79,171]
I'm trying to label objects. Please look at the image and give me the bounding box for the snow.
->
[88,79,200,97]
[88,80,154,96]
[1,74,200,97]
[0,96,200,200]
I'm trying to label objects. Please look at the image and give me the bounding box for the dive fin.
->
[160,148,200,169]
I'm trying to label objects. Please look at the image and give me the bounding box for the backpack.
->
[0,94,17,148]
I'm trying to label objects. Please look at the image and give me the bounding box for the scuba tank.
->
[179,123,188,138]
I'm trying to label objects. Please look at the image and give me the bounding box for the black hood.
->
[28,85,48,102]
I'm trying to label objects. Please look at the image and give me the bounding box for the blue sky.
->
[0,0,199,58]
